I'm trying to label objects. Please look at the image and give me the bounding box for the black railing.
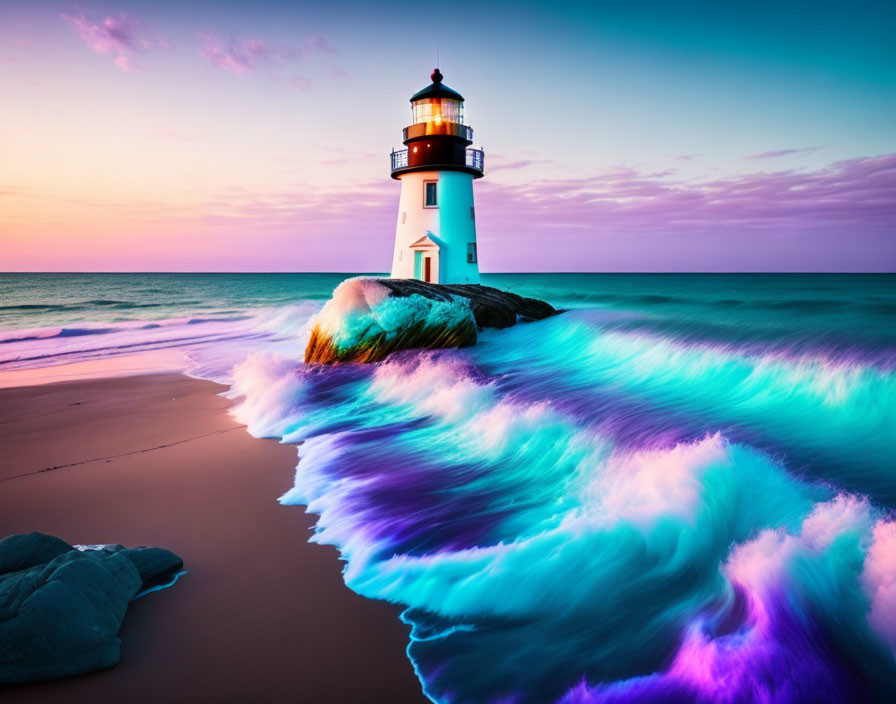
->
[391,149,408,171]
[390,147,484,174]
[466,148,484,172]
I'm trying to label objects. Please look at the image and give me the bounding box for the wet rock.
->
[377,279,558,327]
[0,532,183,684]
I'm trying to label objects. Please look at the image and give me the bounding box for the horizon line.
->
[0,271,894,275]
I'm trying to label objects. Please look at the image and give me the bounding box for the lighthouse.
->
[389,69,484,284]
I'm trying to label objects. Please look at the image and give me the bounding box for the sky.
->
[0,0,894,272]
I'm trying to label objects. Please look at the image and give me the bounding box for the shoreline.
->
[0,373,425,702]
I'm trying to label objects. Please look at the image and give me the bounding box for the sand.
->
[0,373,425,703]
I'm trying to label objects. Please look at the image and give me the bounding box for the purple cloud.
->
[304,35,336,54]
[61,8,166,72]
[198,32,336,84]
[198,32,255,75]
[746,146,826,160]
[166,153,894,272]
[466,153,895,270]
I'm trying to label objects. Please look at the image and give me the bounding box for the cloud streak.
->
[144,153,894,271]
[472,154,895,240]
[746,146,826,160]
[61,8,167,72]
[468,153,896,270]
[7,151,892,271]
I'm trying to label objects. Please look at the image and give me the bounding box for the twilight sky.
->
[0,0,894,272]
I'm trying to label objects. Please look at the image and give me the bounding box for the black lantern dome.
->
[390,69,484,180]
[409,68,465,102]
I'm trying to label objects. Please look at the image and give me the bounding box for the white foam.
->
[229,352,306,438]
[862,518,896,654]
[309,277,474,350]
[800,494,872,551]
[592,434,728,528]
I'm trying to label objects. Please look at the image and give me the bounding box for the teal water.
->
[0,272,368,329]
[2,273,894,357]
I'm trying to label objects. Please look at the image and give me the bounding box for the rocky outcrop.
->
[376,279,558,328]
[304,277,559,365]
[0,532,183,684]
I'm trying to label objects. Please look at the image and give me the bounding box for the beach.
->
[0,372,425,703]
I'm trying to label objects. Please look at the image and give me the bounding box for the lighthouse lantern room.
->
[390,69,484,284]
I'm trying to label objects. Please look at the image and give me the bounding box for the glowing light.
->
[413,146,418,153]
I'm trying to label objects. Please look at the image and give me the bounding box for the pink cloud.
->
[247,39,270,57]
[61,7,167,72]
[198,32,255,75]
[198,32,336,82]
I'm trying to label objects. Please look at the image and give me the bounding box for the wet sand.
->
[0,373,425,703]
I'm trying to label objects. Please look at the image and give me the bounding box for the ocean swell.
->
[229,309,896,703]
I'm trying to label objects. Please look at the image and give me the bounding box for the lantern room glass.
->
[411,98,464,126]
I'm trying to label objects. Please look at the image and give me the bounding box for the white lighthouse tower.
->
[389,69,484,284]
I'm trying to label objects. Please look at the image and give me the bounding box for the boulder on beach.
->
[0,532,183,684]
[305,277,559,364]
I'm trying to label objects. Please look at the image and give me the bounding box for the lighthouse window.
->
[467,243,477,264]
[411,98,464,126]
[424,181,438,207]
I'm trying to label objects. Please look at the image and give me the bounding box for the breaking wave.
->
[229,305,896,703]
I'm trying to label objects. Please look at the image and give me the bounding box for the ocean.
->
[2,272,895,702]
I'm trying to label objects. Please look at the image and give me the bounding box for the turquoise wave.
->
[230,280,896,702]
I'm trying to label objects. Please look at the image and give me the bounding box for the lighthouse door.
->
[408,234,440,283]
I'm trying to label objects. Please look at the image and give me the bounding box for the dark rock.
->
[0,532,71,575]
[377,279,558,328]
[0,532,183,684]
[124,546,184,587]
